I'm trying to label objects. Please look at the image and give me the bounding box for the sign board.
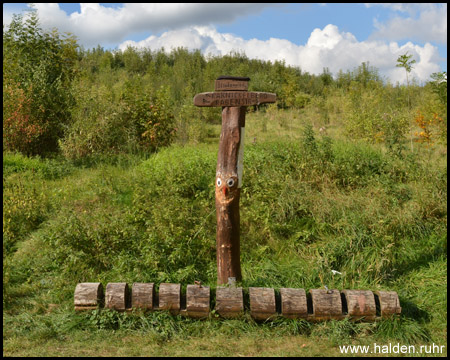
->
[193,91,277,107]
[215,79,249,91]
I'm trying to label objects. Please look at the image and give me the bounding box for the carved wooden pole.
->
[194,76,276,284]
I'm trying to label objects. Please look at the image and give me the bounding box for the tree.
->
[396,52,417,151]
[396,52,416,86]
[396,52,416,107]
[3,11,78,156]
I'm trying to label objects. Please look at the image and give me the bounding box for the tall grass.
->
[3,112,447,356]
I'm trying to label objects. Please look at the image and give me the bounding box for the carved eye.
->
[216,178,222,187]
[226,178,235,187]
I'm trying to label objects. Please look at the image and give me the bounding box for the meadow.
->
[3,107,447,356]
[3,13,447,356]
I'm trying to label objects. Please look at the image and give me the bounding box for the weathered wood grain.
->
[132,283,154,310]
[158,283,181,314]
[105,282,128,311]
[249,287,277,320]
[280,288,308,319]
[342,290,376,321]
[74,282,103,310]
[375,291,401,317]
[309,289,344,320]
[186,284,210,318]
[215,286,244,318]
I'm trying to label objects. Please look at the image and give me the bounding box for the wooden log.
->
[375,291,401,317]
[215,106,245,284]
[132,283,154,310]
[341,290,376,321]
[249,287,277,320]
[309,289,344,321]
[280,288,308,319]
[105,282,128,311]
[74,282,103,311]
[158,283,181,314]
[215,286,244,318]
[186,284,210,318]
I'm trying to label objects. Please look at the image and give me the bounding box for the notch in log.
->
[132,283,154,310]
[341,290,376,321]
[158,283,181,315]
[74,282,104,311]
[215,286,244,318]
[105,282,129,311]
[186,284,210,319]
[374,291,401,317]
[249,287,277,321]
[280,288,308,319]
[309,289,344,321]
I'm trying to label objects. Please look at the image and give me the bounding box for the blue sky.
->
[3,3,447,84]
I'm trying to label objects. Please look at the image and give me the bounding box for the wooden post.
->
[105,282,129,311]
[186,284,210,318]
[74,282,104,311]
[132,282,154,310]
[309,289,344,321]
[249,287,277,320]
[280,288,308,319]
[158,283,181,314]
[374,290,402,317]
[194,76,276,284]
[215,286,244,318]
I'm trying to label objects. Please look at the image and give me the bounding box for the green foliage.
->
[3,131,447,353]
[396,52,416,76]
[2,11,447,354]
[343,82,409,147]
[59,76,176,159]
[3,12,78,156]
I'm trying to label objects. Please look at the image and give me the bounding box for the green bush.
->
[3,12,78,156]
[60,77,176,159]
[344,83,410,146]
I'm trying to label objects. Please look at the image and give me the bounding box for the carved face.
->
[216,172,239,202]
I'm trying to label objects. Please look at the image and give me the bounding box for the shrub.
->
[3,12,78,156]
[60,76,176,160]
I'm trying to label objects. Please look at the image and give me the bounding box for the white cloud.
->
[19,3,277,48]
[120,24,442,84]
[3,3,443,84]
[367,3,447,44]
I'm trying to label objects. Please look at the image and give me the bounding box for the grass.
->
[3,107,447,357]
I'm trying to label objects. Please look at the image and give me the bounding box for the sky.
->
[3,3,447,85]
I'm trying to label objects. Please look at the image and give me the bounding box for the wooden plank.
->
[375,291,401,317]
[158,283,181,314]
[342,290,376,321]
[280,288,307,319]
[215,79,248,91]
[132,283,154,310]
[249,287,277,320]
[74,282,103,310]
[193,91,276,107]
[309,289,344,320]
[215,286,244,318]
[186,284,210,318]
[105,283,128,311]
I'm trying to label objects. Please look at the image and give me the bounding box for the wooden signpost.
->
[194,76,277,284]
[74,76,402,323]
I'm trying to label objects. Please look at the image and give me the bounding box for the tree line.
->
[3,12,447,158]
